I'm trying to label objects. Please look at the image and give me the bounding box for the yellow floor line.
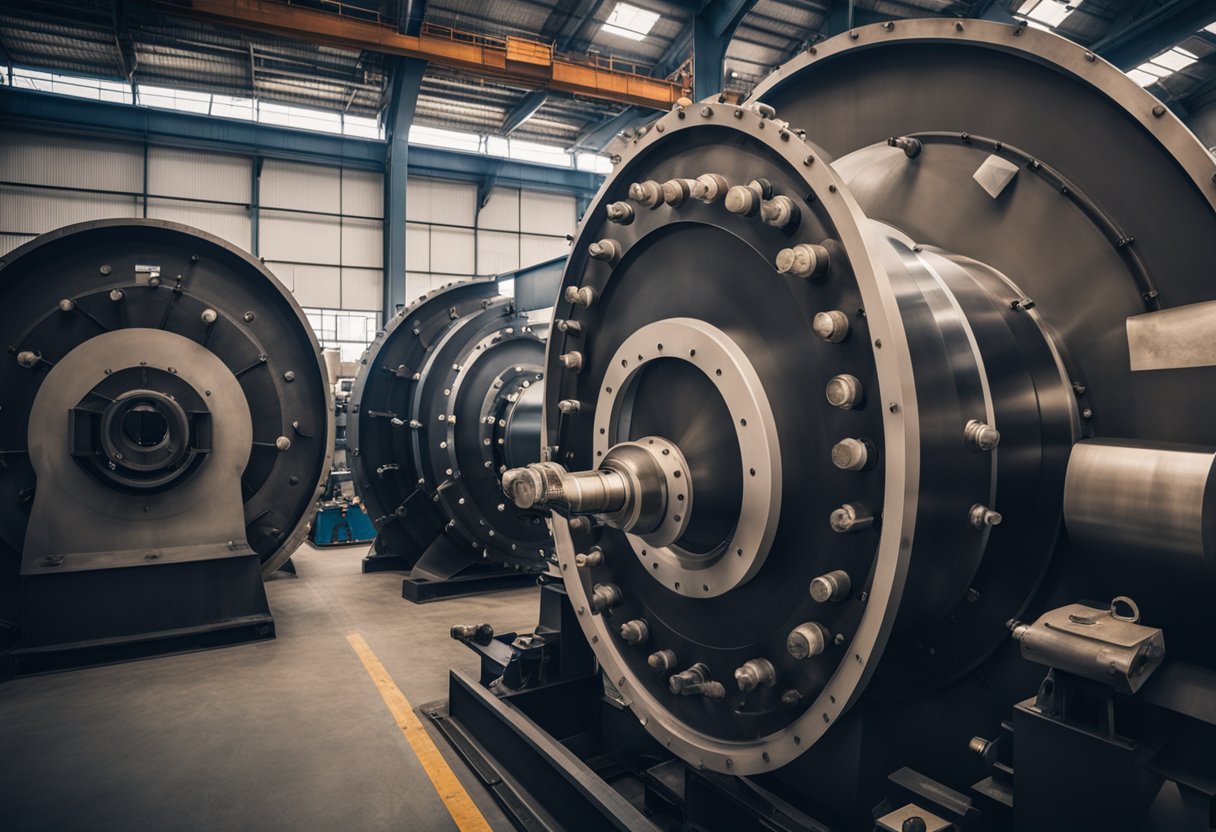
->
[346,632,493,832]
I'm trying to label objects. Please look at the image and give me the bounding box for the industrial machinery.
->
[0,220,332,672]
[312,372,376,547]
[433,19,1216,832]
[350,258,565,601]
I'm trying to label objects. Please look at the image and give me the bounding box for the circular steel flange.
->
[593,318,780,597]
[349,280,552,570]
[0,220,333,578]
[547,102,921,775]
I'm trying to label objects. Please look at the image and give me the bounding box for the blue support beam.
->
[400,0,429,36]
[502,90,549,136]
[572,106,651,151]
[541,0,602,55]
[382,57,426,321]
[0,86,385,170]
[409,147,602,196]
[654,0,758,100]
[0,87,603,198]
[251,155,263,257]
[1092,0,1216,70]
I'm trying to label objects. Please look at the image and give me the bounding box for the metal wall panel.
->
[146,198,251,251]
[261,159,341,212]
[430,226,475,275]
[406,223,430,271]
[0,233,35,257]
[520,233,570,265]
[341,267,382,311]
[343,169,383,219]
[341,218,382,269]
[260,211,341,265]
[0,129,141,191]
[406,272,431,302]
[406,177,477,226]
[520,191,575,235]
[477,229,519,275]
[479,187,520,232]
[1,185,138,235]
[148,146,250,203]
[283,262,341,308]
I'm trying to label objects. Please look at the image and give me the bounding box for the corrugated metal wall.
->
[406,181,574,302]
[1,128,577,317]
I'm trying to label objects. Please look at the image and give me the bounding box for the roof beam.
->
[156,0,680,110]
[572,105,650,151]
[501,90,549,135]
[1092,0,1216,70]
[654,0,758,98]
[0,86,605,202]
[400,0,428,36]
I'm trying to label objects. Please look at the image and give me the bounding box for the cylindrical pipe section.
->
[1064,439,1216,577]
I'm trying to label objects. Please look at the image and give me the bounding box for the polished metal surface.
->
[1127,300,1216,371]
[23,329,253,572]
[349,280,552,570]
[1064,440,1216,578]
[0,220,333,578]
[520,18,1216,784]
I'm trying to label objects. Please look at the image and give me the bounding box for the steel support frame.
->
[382,57,426,321]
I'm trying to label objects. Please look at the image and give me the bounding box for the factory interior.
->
[2,1,1216,830]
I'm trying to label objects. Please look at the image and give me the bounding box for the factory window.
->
[304,308,381,363]
[603,3,661,41]
[7,68,132,103]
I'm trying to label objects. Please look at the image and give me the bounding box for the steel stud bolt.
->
[628,180,664,208]
[760,195,799,229]
[620,619,650,645]
[648,649,678,672]
[964,419,1001,452]
[589,239,622,264]
[810,570,852,603]
[812,310,849,343]
[826,374,863,409]
[606,201,635,224]
[692,173,729,203]
[831,438,873,471]
[787,622,830,659]
[776,243,829,279]
[564,286,598,309]
[830,503,875,532]
[734,658,776,692]
[969,504,1003,529]
[575,547,605,568]
[589,582,622,613]
[559,351,584,372]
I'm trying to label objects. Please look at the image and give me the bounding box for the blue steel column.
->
[691,0,757,101]
[382,57,426,322]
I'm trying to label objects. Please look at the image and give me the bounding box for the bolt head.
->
[825,374,862,409]
[831,438,869,471]
[812,310,849,343]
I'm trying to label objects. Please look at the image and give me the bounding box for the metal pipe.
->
[1064,439,1216,578]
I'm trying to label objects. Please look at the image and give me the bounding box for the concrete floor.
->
[0,544,540,831]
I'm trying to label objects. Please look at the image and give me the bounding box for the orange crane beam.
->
[162,0,684,110]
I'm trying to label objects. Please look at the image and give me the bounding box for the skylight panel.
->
[1150,47,1197,72]
[603,2,660,41]
[1205,23,1216,35]
[1134,61,1170,79]
[1126,68,1160,87]
[1017,0,1073,29]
